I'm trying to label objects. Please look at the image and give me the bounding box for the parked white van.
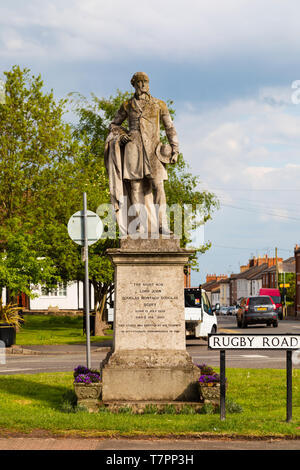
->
[185,287,218,338]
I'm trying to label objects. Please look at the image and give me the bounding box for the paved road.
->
[0,318,299,375]
[0,437,299,450]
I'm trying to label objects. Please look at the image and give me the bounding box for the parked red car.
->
[259,288,283,320]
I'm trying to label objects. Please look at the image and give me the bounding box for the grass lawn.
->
[0,369,299,438]
[16,314,113,345]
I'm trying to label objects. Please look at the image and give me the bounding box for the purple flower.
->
[73,365,101,384]
[74,365,90,377]
[87,372,101,383]
[74,374,92,384]
[199,374,220,384]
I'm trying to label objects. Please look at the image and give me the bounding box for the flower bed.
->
[197,364,224,403]
[74,365,101,384]
[73,365,102,412]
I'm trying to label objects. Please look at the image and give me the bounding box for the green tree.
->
[279,272,296,303]
[0,65,81,300]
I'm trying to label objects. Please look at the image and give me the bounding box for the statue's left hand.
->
[120,134,131,145]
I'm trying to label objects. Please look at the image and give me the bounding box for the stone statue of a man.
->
[105,72,179,236]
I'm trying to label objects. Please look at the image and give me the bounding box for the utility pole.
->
[283,271,287,318]
[275,247,279,289]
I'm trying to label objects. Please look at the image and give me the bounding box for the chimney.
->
[267,257,283,267]
[240,265,248,273]
[206,274,217,283]
[257,256,265,266]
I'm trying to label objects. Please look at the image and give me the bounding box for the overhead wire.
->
[220,202,300,221]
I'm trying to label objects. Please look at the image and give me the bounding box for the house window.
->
[41,283,67,297]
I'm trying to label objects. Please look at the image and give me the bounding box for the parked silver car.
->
[220,306,229,315]
[227,306,236,316]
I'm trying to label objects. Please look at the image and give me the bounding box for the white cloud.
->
[175,88,300,224]
[1,0,300,62]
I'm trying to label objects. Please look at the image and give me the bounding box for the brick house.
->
[295,245,300,317]
[229,255,280,305]
[201,274,228,305]
[262,256,295,289]
[234,263,269,303]
[229,273,238,305]
[219,278,230,306]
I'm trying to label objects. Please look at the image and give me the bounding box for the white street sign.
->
[67,210,103,246]
[208,334,300,350]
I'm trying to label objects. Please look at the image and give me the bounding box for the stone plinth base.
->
[99,401,206,414]
[103,237,199,403]
[101,350,200,402]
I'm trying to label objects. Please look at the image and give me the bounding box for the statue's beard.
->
[135,89,150,98]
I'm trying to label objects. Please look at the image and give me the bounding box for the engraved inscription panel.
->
[114,264,186,351]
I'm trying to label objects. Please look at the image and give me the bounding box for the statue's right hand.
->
[120,134,131,144]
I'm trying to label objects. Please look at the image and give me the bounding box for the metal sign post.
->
[286,350,292,423]
[208,333,300,422]
[67,194,103,369]
[220,350,226,421]
[83,193,91,369]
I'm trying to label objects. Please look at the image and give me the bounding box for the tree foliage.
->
[0,66,79,298]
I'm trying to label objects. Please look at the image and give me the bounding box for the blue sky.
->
[1,0,300,284]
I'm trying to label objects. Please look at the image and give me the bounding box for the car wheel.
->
[273,321,278,328]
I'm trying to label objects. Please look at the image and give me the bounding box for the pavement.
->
[0,437,299,450]
[5,341,113,355]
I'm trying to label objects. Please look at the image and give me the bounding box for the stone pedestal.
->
[101,238,200,402]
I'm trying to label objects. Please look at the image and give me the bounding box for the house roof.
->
[247,263,270,280]
[229,273,239,280]
[263,257,295,274]
[234,263,269,281]
[200,280,220,291]
[211,287,220,293]
[219,277,230,284]
[282,257,295,273]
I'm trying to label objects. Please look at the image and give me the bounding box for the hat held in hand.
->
[155,142,173,164]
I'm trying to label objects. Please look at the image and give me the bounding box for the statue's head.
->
[131,72,150,96]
